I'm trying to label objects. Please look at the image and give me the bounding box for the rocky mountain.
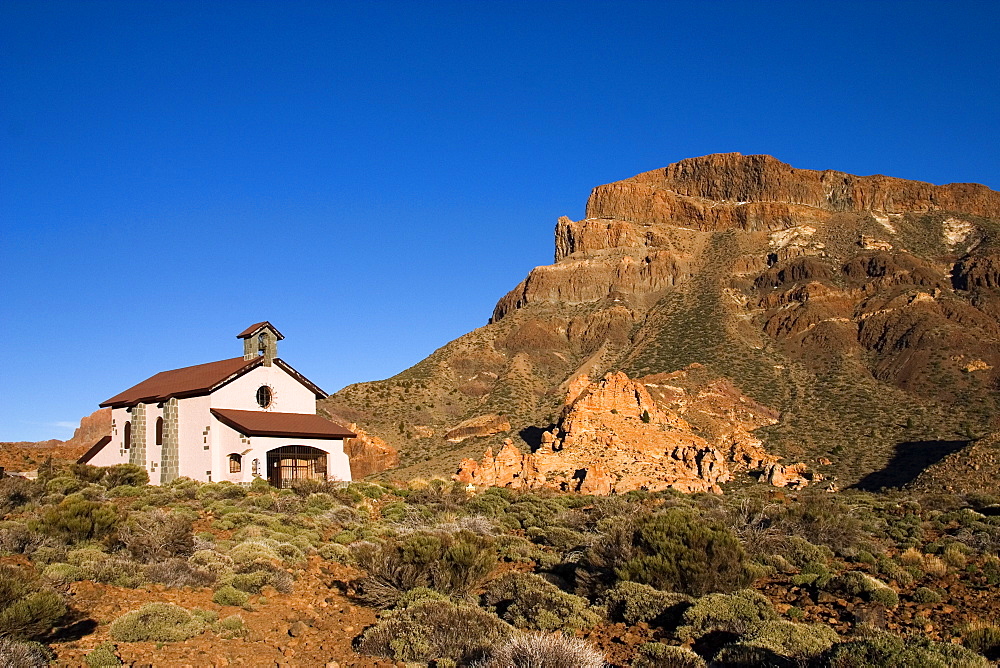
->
[0,407,111,471]
[325,153,1000,489]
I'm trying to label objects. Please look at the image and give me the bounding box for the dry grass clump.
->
[923,555,948,577]
[118,509,194,562]
[474,632,605,668]
[963,621,1000,661]
[897,546,921,566]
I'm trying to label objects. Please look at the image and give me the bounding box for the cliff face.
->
[585,153,1000,233]
[326,154,1000,489]
[343,425,400,480]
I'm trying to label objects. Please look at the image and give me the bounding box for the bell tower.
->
[237,322,284,366]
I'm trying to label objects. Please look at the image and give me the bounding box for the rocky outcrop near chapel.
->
[455,371,817,494]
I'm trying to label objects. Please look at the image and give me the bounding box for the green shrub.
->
[38,494,119,544]
[195,482,246,501]
[357,599,511,663]
[0,564,69,640]
[761,554,795,573]
[42,562,85,584]
[481,572,600,632]
[581,509,751,597]
[100,464,149,489]
[228,539,282,567]
[46,476,86,496]
[779,536,834,568]
[66,547,110,566]
[602,581,692,627]
[0,477,42,515]
[528,526,588,552]
[831,571,898,607]
[868,587,899,608]
[353,531,497,608]
[631,642,707,668]
[0,638,54,667]
[823,630,991,667]
[188,549,234,575]
[675,590,777,641]
[476,632,606,668]
[318,542,351,562]
[227,561,292,594]
[790,561,832,588]
[108,603,205,642]
[719,620,837,660]
[213,614,248,639]
[396,587,451,608]
[84,642,121,667]
[212,585,250,607]
[106,484,144,498]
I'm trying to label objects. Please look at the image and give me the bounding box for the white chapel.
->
[81,322,355,487]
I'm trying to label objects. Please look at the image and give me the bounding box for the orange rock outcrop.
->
[457,372,732,494]
[455,370,818,494]
[344,424,400,479]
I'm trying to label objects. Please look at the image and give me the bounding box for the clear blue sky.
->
[2,1,998,441]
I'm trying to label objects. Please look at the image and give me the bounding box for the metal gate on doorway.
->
[266,445,328,488]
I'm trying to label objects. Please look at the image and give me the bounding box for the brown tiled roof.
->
[211,409,357,439]
[237,321,285,340]
[77,436,112,464]
[274,359,326,398]
[100,357,261,407]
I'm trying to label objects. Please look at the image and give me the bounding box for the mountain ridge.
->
[323,153,1000,490]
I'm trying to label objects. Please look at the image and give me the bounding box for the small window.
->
[229,453,242,473]
[123,421,131,450]
[256,385,272,408]
[155,417,164,445]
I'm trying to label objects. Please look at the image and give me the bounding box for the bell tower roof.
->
[236,321,285,341]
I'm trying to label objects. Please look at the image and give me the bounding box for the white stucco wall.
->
[86,406,130,468]
[211,364,317,414]
[177,395,214,481]
[143,402,163,482]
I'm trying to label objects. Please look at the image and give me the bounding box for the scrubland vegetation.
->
[2,462,1000,666]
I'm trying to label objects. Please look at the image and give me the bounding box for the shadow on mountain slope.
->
[853,439,970,491]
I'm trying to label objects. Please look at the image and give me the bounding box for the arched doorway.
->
[266,445,328,488]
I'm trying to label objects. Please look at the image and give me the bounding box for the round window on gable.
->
[256,385,272,408]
